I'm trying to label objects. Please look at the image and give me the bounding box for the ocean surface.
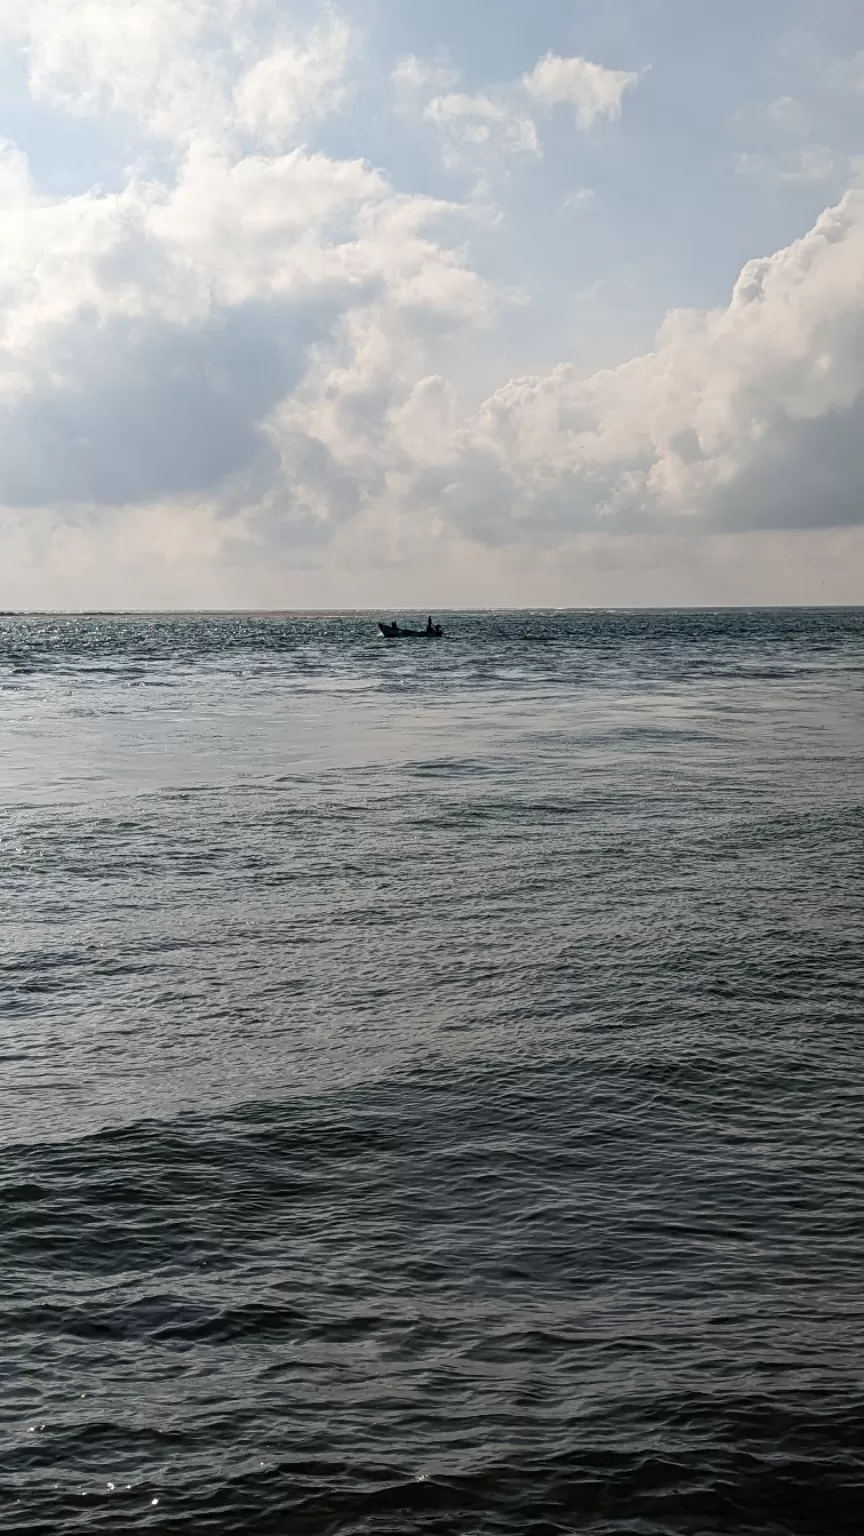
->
[2,608,863,1536]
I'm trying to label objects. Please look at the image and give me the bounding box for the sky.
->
[1,0,864,609]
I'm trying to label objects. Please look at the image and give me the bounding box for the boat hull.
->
[378,623,442,639]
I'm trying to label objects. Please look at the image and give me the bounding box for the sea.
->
[2,608,863,1536]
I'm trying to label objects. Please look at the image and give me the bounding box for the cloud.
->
[392,46,636,180]
[452,193,864,537]
[0,4,492,524]
[393,61,539,179]
[263,191,864,563]
[0,148,491,509]
[1,1,354,155]
[422,92,539,172]
[391,53,459,96]
[522,53,639,127]
[0,304,321,507]
[731,96,839,187]
[561,187,595,213]
[734,146,836,185]
[1,0,239,150]
[734,95,813,140]
[233,18,353,151]
[817,48,864,97]
[0,3,862,607]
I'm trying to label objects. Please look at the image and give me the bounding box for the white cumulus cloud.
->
[1,0,354,155]
[464,192,864,535]
[233,18,353,150]
[265,190,864,564]
[0,3,493,532]
[521,53,639,127]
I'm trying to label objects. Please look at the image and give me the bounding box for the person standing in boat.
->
[426,615,434,634]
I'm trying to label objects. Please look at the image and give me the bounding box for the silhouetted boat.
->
[378,621,443,639]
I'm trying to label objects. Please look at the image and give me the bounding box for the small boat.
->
[379,619,443,639]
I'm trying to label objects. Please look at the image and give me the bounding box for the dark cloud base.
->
[0,300,339,508]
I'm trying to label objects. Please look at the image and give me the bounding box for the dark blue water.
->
[2,610,863,1534]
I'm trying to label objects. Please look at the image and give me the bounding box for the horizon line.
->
[1,604,862,618]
